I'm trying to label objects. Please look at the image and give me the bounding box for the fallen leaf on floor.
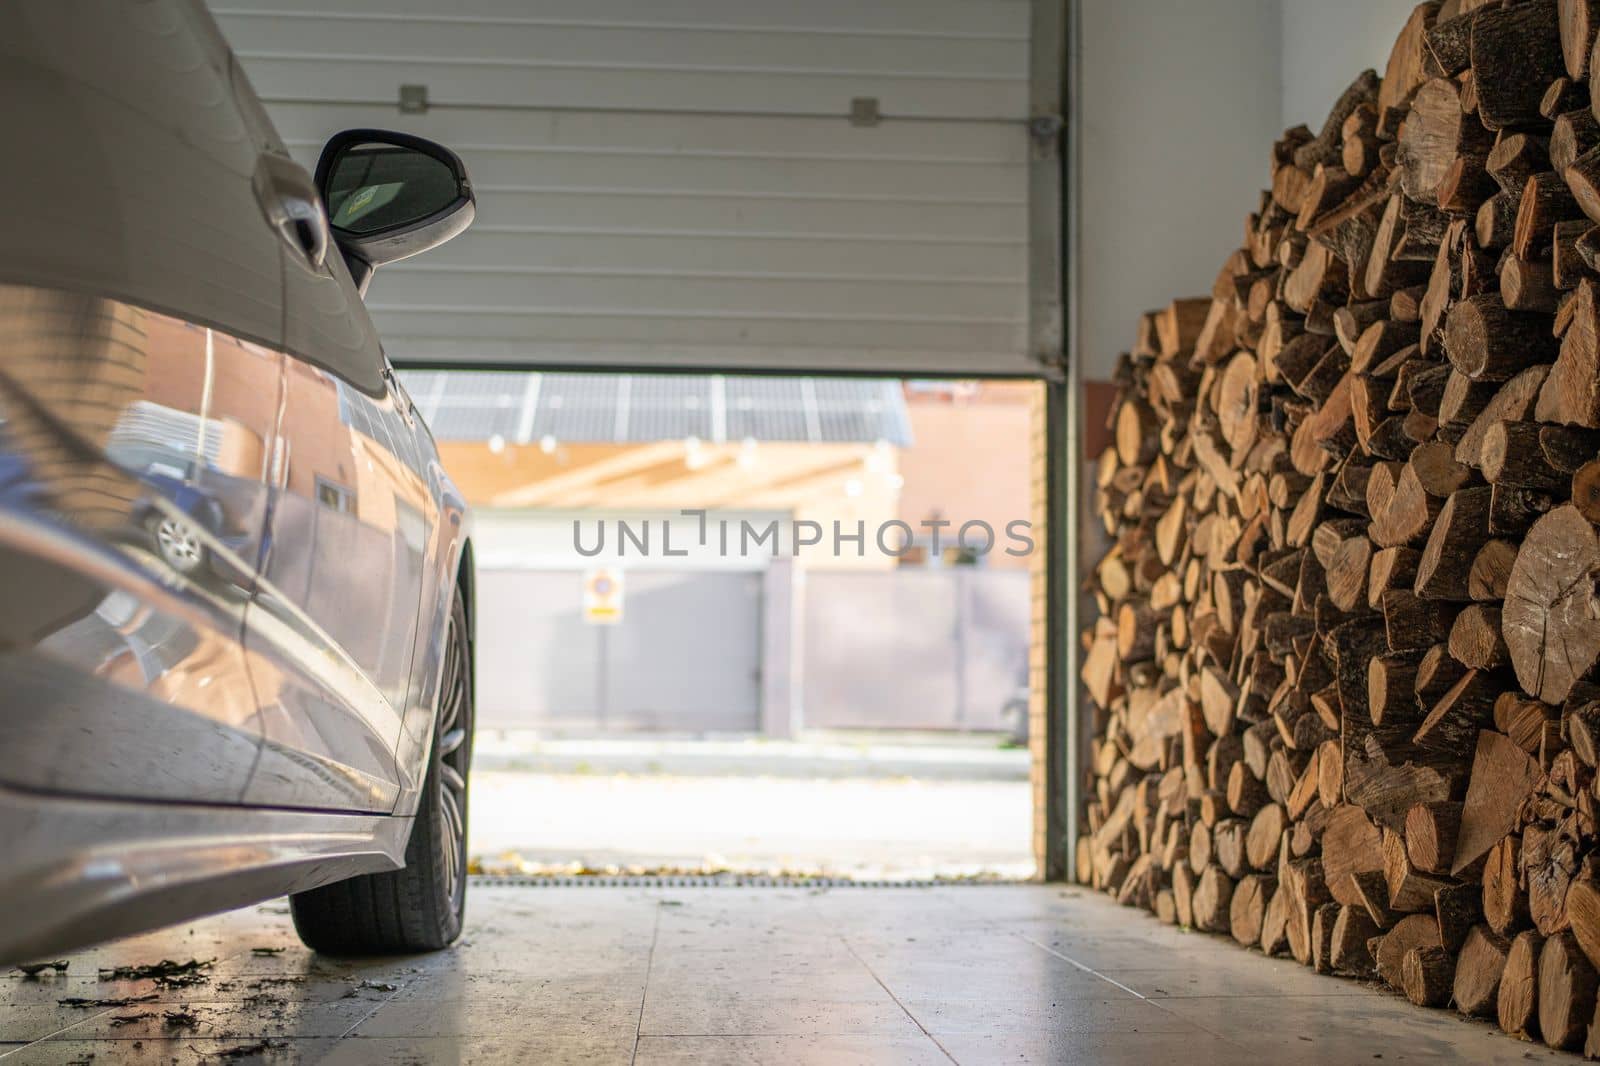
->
[357,979,398,992]
[163,1008,200,1029]
[15,960,69,977]
[250,946,286,956]
[108,1011,155,1027]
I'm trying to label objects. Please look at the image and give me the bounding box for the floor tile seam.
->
[1011,930,1252,1050]
[840,935,960,1066]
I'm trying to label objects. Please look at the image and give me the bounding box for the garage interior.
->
[13,0,1600,1064]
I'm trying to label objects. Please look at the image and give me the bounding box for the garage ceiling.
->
[214,0,1052,376]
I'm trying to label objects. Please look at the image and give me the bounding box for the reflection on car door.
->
[242,211,434,813]
[0,2,289,804]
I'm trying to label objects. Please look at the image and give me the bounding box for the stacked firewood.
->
[1081,0,1600,1052]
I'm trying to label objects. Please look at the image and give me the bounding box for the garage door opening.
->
[400,367,1043,881]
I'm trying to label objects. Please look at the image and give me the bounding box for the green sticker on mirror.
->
[332,182,403,229]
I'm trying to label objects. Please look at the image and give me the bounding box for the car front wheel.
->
[148,513,207,575]
[289,585,473,953]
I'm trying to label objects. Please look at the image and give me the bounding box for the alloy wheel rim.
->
[436,612,470,908]
[156,518,202,568]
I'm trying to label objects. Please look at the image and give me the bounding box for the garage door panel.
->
[239,59,1028,120]
[464,150,1023,202]
[367,308,1023,363]
[220,0,1026,38]
[396,231,1023,281]
[220,19,1026,87]
[422,191,1025,243]
[217,0,1042,374]
[269,123,1025,204]
[217,0,1028,120]
[374,270,1023,321]
[266,103,1026,163]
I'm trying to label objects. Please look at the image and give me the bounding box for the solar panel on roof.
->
[395,370,911,446]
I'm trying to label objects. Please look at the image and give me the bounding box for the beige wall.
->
[897,382,1038,571]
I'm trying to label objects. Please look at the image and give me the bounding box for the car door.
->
[237,136,436,813]
[0,0,289,803]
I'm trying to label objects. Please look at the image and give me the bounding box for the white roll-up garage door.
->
[212,0,1054,376]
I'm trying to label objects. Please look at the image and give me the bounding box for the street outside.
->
[465,732,1034,881]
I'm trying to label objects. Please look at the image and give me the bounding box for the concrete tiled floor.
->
[0,884,1584,1063]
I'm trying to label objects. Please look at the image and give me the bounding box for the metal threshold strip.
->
[470,874,1027,888]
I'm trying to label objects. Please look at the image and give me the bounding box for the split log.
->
[1447,603,1509,670]
[1486,834,1531,936]
[1562,0,1600,79]
[1404,944,1457,1006]
[1526,821,1582,936]
[1322,804,1385,905]
[1539,931,1599,1049]
[1537,278,1600,426]
[1564,877,1600,970]
[1330,905,1381,976]
[1401,77,1491,204]
[1193,865,1235,934]
[1503,505,1600,704]
[1376,912,1444,989]
[1385,827,1454,914]
[1498,929,1545,1040]
[1416,486,1493,600]
[1468,539,1518,601]
[1454,924,1513,1017]
[1308,900,1337,972]
[1231,873,1277,948]
[1406,800,1463,874]
[1262,882,1292,955]
[1438,882,1485,954]
[1456,731,1543,876]
[1443,295,1559,382]
[1473,0,1567,131]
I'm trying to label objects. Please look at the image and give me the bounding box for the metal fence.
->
[801,568,1029,732]
[474,565,1029,734]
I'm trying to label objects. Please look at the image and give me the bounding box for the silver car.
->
[0,1,479,961]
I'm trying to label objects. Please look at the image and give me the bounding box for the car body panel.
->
[0,1,285,357]
[239,357,415,812]
[0,0,474,962]
[0,287,280,804]
[0,781,408,966]
[394,439,473,814]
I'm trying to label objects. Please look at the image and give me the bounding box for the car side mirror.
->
[314,129,475,293]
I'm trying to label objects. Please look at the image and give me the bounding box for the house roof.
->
[397,371,914,447]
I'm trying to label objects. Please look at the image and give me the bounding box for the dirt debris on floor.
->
[97,957,213,987]
[57,991,158,1009]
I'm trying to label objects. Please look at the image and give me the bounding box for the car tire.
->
[289,585,473,954]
